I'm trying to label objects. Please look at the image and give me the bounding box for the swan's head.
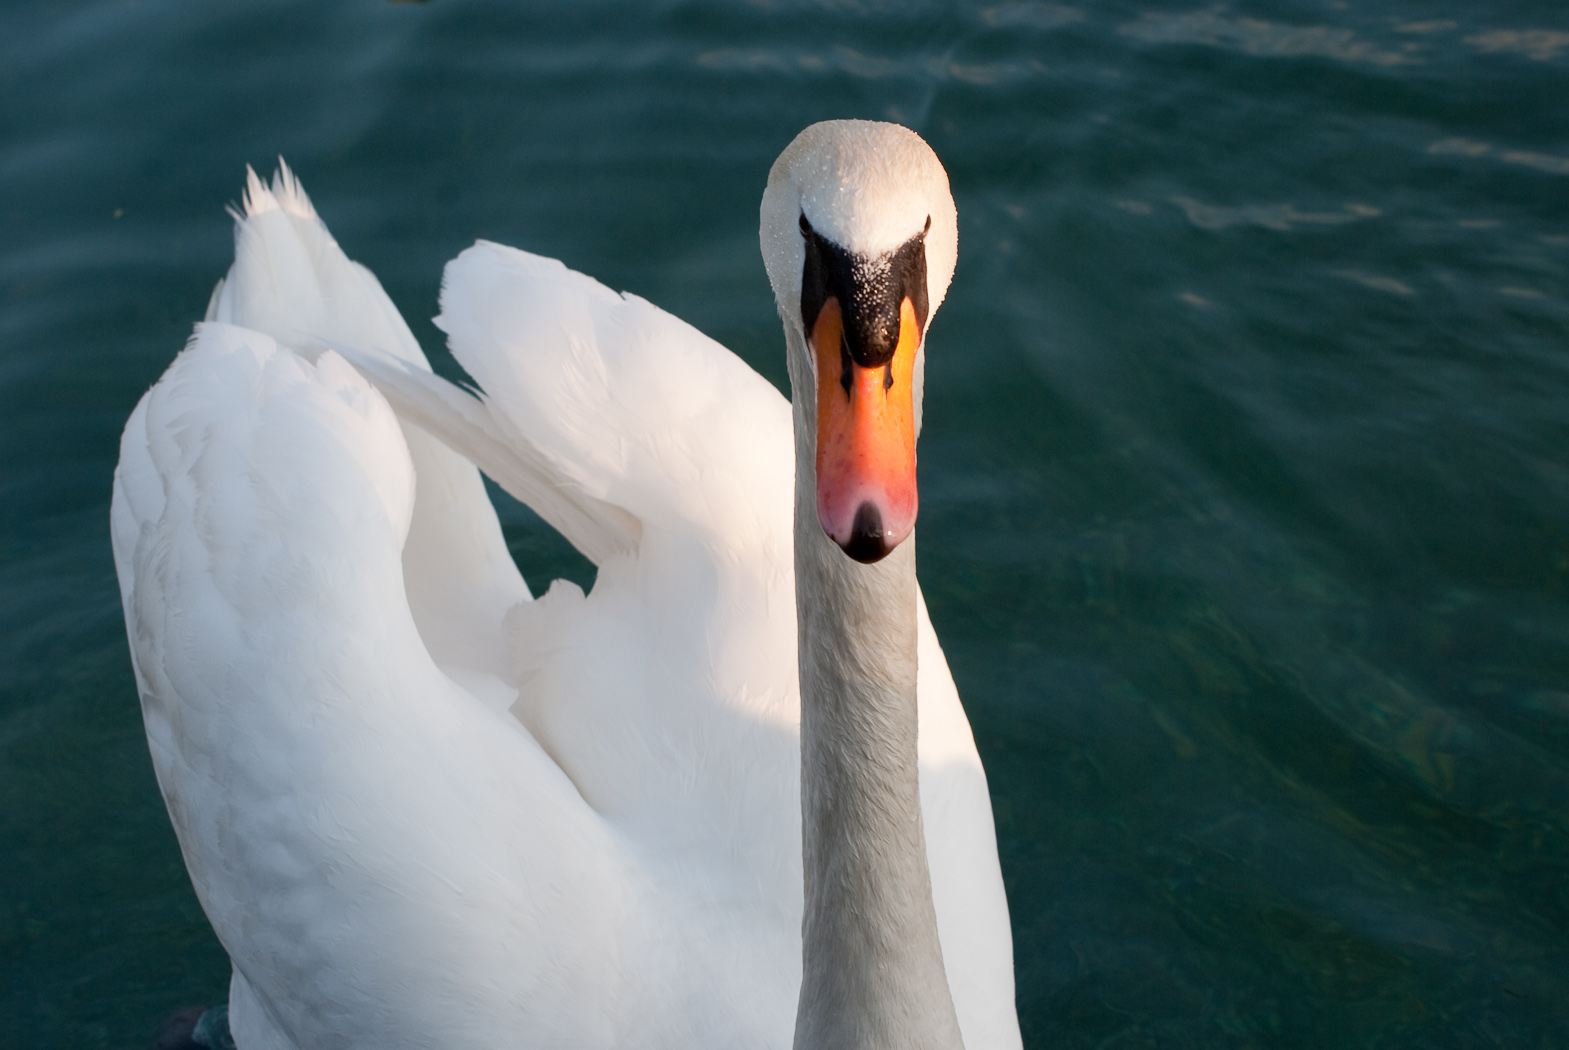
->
[761,120,957,565]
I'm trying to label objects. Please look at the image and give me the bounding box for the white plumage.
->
[112,149,1020,1049]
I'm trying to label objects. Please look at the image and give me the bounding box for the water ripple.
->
[1170,197,1381,232]
[1428,138,1569,176]
[1118,10,1419,66]
[1466,29,1569,62]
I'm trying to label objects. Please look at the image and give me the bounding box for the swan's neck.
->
[788,328,964,1050]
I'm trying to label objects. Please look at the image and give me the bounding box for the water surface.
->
[2,1,1567,1046]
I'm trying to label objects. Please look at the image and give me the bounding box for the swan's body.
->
[113,124,1020,1050]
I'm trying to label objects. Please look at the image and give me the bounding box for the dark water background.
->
[3,1,1568,1046]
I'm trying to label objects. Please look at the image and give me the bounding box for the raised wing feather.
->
[439,242,796,553]
[206,163,529,707]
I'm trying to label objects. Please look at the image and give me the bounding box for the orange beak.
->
[811,296,921,563]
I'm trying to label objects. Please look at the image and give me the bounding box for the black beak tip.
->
[841,502,891,564]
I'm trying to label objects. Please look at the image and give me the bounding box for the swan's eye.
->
[800,213,813,237]
[923,215,931,236]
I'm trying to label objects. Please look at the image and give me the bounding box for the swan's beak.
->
[811,294,920,564]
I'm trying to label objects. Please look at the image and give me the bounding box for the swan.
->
[113,121,1021,1050]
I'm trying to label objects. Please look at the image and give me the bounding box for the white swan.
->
[113,121,1021,1050]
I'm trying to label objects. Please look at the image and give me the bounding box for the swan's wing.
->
[206,163,529,706]
[437,242,795,561]
[335,344,641,569]
[408,241,806,904]
[206,164,426,370]
[112,324,632,1049]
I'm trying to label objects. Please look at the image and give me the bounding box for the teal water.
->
[3,1,1567,1046]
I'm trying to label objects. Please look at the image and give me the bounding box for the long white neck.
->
[787,323,965,1050]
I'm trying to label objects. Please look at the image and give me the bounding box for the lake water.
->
[2,1,1567,1046]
